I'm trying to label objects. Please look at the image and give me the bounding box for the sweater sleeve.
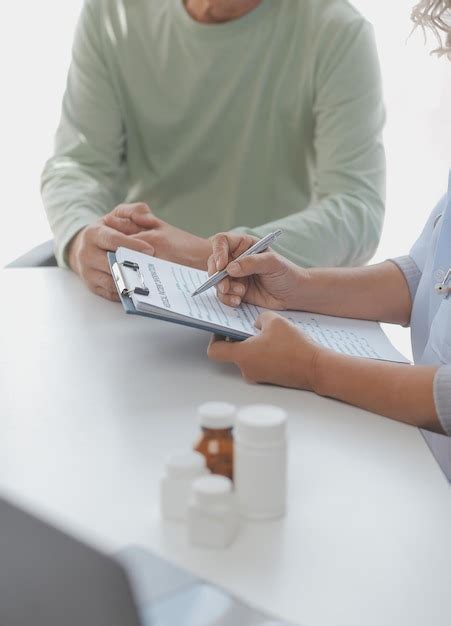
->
[41,0,127,267]
[233,17,385,268]
[434,365,451,436]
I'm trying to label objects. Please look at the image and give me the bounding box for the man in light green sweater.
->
[41,0,385,301]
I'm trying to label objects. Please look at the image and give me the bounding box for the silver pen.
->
[191,229,283,297]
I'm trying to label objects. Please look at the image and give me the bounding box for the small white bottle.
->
[188,475,239,549]
[235,404,287,520]
[160,451,208,521]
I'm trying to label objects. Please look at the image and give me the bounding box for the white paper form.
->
[117,248,261,337]
[115,248,409,363]
[278,311,409,362]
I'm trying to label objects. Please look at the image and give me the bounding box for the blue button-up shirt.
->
[393,172,451,435]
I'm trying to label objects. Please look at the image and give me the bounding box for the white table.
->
[1,268,450,626]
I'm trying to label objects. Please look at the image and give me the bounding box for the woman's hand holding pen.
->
[207,231,324,389]
[208,232,310,310]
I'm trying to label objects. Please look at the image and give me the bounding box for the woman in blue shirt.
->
[207,0,451,436]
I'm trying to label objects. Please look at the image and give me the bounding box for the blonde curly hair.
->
[411,1,451,56]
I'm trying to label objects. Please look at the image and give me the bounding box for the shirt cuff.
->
[434,365,451,436]
[389,255,422,302]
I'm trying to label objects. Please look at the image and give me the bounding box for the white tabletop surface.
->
[0,268,450,626]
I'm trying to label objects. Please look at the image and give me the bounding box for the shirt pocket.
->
[429,297,451,364]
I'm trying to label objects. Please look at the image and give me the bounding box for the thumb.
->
[254,311,281,331]
[207,334,239,363]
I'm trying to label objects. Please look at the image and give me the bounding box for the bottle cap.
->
[166,452,206,479]
[198,402,236,429]
[192,475,233,507]
[236,405,287,445]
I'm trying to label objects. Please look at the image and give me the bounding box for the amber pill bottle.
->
[194,402,236,481]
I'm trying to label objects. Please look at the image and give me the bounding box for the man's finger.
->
[227,250,279,278]
[110,203,153,220]
[88,250,111,274]
[107,203,159,229]
[86,268,116,291]
[97,225,155,255]
[94,285,120,302]
[207,334,240,363]
[103,215,144,236]
[85,269,120,301]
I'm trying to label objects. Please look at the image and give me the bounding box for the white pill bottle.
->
[160,452,208,521]
[235,404,287,520]
[188,475,239,549]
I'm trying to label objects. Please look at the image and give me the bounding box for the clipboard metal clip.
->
[112,260,150,297]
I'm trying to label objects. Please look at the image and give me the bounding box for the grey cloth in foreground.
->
[434,365,451,437]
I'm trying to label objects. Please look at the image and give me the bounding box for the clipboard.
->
[108,252,248,341]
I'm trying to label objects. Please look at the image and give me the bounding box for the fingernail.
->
[228,262,239,274]
[144,247,154,255]
[231,297,240,307]
[232,284,243,295]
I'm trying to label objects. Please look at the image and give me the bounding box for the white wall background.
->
[0,0,450,268]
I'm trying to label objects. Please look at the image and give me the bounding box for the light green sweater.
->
[42,0,385,268]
